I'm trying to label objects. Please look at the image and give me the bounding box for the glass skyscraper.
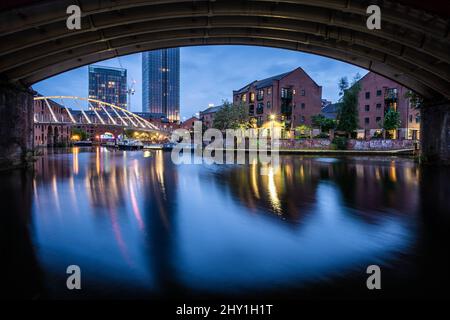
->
[88,65,127,109]
[142,48,180,122]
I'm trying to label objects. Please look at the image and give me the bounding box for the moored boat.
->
[117,139,144,150]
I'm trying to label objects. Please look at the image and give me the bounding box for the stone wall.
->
[0,83,34,169]
[278,138,416,151]
[278,138,331,150]
[421,100,450,165]
[347,139,417,151]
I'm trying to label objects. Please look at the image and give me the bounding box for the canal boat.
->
[117,139,144,150]
[73,141,93,147]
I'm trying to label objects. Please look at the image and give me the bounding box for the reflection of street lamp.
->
[269,114,276,140]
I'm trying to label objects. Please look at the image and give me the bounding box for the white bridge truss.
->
[33,96,165,134]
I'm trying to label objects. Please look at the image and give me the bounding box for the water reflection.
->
[2,148,449,298]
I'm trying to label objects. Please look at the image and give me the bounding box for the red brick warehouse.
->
[233,67,322,129]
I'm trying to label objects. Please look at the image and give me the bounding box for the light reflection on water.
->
[27,147,430,297]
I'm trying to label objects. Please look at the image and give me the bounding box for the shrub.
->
[332,136,348,150]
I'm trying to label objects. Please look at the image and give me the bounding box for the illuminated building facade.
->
[88,65,127,110]
[142,48,180,122]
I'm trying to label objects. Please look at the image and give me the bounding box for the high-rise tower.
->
[88,65,127,109]
[142,48,180,122]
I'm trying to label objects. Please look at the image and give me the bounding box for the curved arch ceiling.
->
[0,0,449,99]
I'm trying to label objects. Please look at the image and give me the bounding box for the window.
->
[250,92,255,103]
[241,94,247,103]
[268,88,272,95]
[376,90,382,96]
[249,104,255,115]
[416,115,420,123]
[365,105,370,111]
[267,102,271,109]
[409,115,413,123]
[301,116,306,123]
[257,89,264,100]
[376,103,382,109]
[301,89,306,96]
[365,117,370,124]
[365,92,370,99]
[257,102,264,114]
[281,88,289,98]
[376,117,381,123]
[301,103,305,109]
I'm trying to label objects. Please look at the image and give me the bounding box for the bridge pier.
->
[421,98,450,165]
[0,83,34,169]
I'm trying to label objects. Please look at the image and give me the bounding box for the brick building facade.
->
[199,105,223,129]
[33,98,71,146]
[357,72,420,139]
[233,67,322,129]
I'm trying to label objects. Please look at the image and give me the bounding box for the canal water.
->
[1,147,449,299]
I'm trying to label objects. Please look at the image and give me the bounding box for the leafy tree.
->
[404,90,423,109]
[383,108,401,139]
[311,114,336,132]
[336,74,361,137]
[71,128,88,141]
[213,100,250,130]
[295,124,312,138]
[338,77,349,97]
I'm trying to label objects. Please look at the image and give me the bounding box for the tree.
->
[295,124,312,138]
[213,100,250,130]
[71,128,88,141]
[338,77,349,97]
[383,108,401,139]
[311,114,336,133]
[404,90,423,109]
[336,74,361,137]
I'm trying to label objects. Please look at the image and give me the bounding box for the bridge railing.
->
[33,96,165,134]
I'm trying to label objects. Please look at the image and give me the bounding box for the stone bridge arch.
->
[0,0,449,166]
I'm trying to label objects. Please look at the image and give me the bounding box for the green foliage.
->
[338,77,349,97]
[372,131,383,139]
[332,136,348,150]
[294,124,312,139]
[213,100,250,130]
[71,128,88,141]
[336,74,361,136]
[383,109,401,131]
[311,114,337,132]
[404,90,423,109]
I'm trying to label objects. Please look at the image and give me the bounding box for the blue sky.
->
[33,45,366,120]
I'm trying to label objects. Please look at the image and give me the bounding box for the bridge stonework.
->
[421,99,450,165]
[0,83,34,169]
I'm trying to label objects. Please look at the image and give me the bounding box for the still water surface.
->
[2,147,449,299]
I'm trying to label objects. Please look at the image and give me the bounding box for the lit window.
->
[250,92,255,102]
[257,89,264,100]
